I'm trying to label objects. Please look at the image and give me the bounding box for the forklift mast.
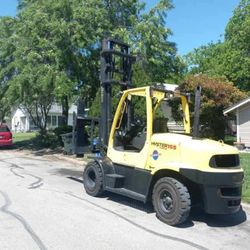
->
[100,38,136,147]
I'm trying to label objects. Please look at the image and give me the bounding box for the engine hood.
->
[151,133,239,171]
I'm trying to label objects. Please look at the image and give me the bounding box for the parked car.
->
[0,124,13,147]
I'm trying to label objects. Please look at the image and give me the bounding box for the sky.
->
[0,0,240,55]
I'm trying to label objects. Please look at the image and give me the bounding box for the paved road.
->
[0,151,249,250]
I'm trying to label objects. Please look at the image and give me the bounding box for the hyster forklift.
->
[83,38,244,226]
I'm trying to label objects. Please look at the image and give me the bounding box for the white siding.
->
[11,109,29,132]
[11,103,77,132]
[239,103,250,147]
[68,114,74,126]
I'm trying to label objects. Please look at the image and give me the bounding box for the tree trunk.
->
[62,96,69,126]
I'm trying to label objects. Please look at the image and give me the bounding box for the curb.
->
[242,202,250,212]
[45,153,88,166]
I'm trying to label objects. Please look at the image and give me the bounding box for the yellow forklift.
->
[83,38,244,226]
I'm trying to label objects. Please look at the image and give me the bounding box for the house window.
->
[47,116,51,126]
[52,116,57,126]
[58,116,64,126]
[29,117,39,130]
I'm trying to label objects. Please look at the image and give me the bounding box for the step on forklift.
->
[83,38,244,226]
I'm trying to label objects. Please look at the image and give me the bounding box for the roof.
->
[153,83,179,92]
[224,96,250,115]
[13,103,77,117]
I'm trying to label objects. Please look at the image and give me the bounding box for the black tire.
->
[152,177,191,226]
[83,161,104,197]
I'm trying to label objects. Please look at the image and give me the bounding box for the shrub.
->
[35,132,60,149]
[54,125,73,137]
[54,125,73,146]
[179,74,246,140]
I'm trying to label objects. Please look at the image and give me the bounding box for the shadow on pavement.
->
[52,168,83,177]
[66,175,155,214]
[67,176,83,184]
[178,205,247,228]
[105,194,247,227]
[192,206,247,227]
[1,140,64,156]
[65,175,248,228]
[106,192,155,214]
[4,135,64,156]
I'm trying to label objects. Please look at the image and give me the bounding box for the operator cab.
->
[113,92,147,152]
[113,88,189,153]
[108,86,190,167]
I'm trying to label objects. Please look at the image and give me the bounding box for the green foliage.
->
[0,17,16,121]
[179,74,246,140]
[1,0,183,134]
[35,132,60,149]
[54,125,73,137]
[185,42,225,76]
[185,0,250,91]
[54,125,73,146]
[240,153,250,203]
[13,131,60,149]
[224,0,250,90]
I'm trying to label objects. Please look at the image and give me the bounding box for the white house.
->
[224,97,250,147]
[11,103,77,132]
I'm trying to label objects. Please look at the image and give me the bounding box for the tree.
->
[7,64,56,134]
[7,2,61,134]
[86,0,184,116]
[179,74,246,140]
[17,0,83,125]
[0,17,16,121]
[224,0,250,90]
[185,42,225,76]
[185,0,250,91]
[0,0,182,134]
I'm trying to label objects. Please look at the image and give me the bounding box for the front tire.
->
[152,177,191,226]
[83,161,104,197]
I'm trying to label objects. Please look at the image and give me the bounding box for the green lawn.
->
[240,153,250,203]
[13,132,37,143]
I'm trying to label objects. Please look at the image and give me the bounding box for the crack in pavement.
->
[0,156,50,163]
[9,163,25,179]
[62,191,209,250]
[39,187,209,250]
[0,159,25,179]
[0,190,47,250]
[0,159,43,189]
[26,174,43,189]
[10,167,25,178]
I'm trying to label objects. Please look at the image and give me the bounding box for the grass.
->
[13,132,37,143]
[12,131,62,152]
[240,153,250,203]
[224,135,236,146]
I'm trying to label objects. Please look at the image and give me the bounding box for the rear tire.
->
[83,161,104,197]
[152,177,191,226]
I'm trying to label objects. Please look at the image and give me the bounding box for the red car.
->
[0,124,13,147]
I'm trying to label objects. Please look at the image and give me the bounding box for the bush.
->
[54,125,73,137]
[179,74,246,140]
[54,125,73,146]
[35,132,60,149]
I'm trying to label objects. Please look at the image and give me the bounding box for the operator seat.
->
[153,117,169,133]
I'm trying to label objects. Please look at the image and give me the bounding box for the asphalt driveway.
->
[0,150,249,250]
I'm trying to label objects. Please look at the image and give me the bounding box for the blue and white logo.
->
[152,150,159,160]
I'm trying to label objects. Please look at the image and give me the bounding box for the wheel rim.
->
[86,169,96,189]
[159,190,174,213]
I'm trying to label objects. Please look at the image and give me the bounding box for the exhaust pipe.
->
[192,86,202,138]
